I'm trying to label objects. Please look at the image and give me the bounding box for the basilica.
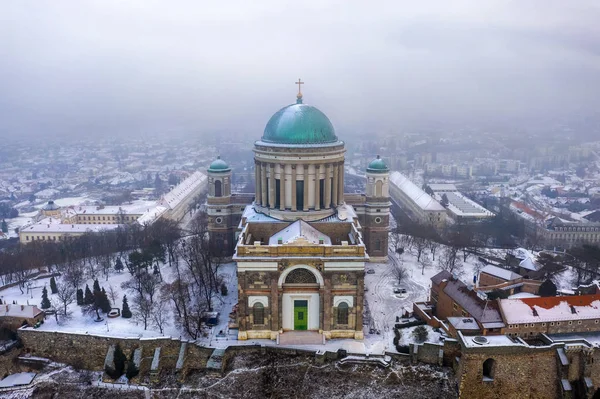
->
[206,84,390,340]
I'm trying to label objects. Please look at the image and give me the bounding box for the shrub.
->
[49,277,58,294]
[126,351,139,380]
[121,295,132,318]
[41,286,51,309]
[412,325,429,343]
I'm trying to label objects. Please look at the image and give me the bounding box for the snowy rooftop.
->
[389,171,445,212]
[460,333,523,348]
[0,304,43,318]
[269,220,332,245]
[447,317,480,331]
[519,257,541,272]
[71,204,149,215]
[428,183,457,192]
[499,295,600,324]
[21,221,122,234]
[442,192,494,217]
[0,372,36,388]
[160,171,206,210]
[480,265,521,281]
[137,205,168,226]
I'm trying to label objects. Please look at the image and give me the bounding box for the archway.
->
[279,265,323,331]
[214,180,222,197]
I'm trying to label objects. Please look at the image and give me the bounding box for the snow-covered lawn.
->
[0,258,236,340]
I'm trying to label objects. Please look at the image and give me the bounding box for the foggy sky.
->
[1,1,600,139]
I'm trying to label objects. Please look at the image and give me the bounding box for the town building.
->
[389,171,446,227]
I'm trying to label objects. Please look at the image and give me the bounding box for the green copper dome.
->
[367,155,389,173]
[262,102,338,145]
[208,156,231,173]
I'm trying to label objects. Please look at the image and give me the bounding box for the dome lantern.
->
[208,156,231,173]
[366,155,389,174]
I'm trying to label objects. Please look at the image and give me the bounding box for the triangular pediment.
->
[268,220,331,245]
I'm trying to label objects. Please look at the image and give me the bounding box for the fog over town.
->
[1,2,600,398]
[2,0,600,139]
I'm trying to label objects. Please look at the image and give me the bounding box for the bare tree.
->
[133,295,153,330]
[411,237,428,262]
[438,246,463,275]
[151,300,169,334]
[428,241,440,261]
[55,279,76,317]
[419,256,432,275]
[107,284,118,304]
[391,261,408,284]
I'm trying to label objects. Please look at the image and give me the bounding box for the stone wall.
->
[17,329,213,374]
[457,344,561,399]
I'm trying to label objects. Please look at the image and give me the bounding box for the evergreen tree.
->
[121,295,132,318]
[539,279,558,297]
[93,279,101,293]
[1,219,7,233]
[41,286,51,309]
[100,288,112,313]
[126,350,139,379]
[84,284,94,305]
[50,276,58,294]
[114,257,124,273]
[76,288,84,306]
[440,193,449,207]
[114,344,126,377]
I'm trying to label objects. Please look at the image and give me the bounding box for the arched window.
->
[337,302,349,325]
[483,358,495,381]
[214,180,222,197]
[253,303,264,325]
[375,180,383,197]
[285,268,317,284]
[375,239,381,251]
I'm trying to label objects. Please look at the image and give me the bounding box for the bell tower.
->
[206,156,235,255]
[363,155,390,262]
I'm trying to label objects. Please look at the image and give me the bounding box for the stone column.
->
[255,162,261,202]
[355,273,364,338]
[271,277,279,334]
[338,161,345,203]
[269,163,276,209]
[322,276,331,332]
[291,165,297,211]
[332,163,339,206]
[314,164,321,211]
[324,164,332,208]
[279,164,285,211]
[261,163,267,207]
[303,165,309,211]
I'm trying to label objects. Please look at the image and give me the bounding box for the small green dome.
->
[367,155,389,173]
[208,156,231,173]
[262,102,338,145]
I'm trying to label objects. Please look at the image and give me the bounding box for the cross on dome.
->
[295,78,304,104]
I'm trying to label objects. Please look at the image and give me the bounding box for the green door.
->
[294,300,308,330]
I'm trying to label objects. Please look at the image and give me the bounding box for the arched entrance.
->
[279,266,323,331]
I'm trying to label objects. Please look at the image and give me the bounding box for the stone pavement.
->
[279,331,323,345]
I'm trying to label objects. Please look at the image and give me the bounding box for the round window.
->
[215,217,223,224]
[374,217,382,224]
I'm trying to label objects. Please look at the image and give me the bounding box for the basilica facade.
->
[206,87,390,340]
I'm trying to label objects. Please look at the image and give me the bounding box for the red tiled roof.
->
[519,294,600,310]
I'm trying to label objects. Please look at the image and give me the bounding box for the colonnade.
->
[254,161,344,211]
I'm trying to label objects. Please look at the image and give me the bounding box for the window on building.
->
[482,358,495,381]
[577,321,582,325]
[453,303,458,311]
[26,236,29,241]
[338,302,349,325]
[568,321,572,325]
[375,239,381,251]
[253,303,264,325]
[215,180,223,197]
